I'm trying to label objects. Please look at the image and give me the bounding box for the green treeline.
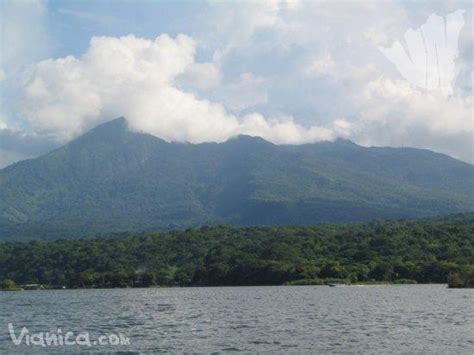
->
[0,213,473,288]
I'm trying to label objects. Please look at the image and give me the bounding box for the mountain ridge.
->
[0,117,472,240]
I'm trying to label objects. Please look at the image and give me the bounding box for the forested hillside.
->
[0,118,473,240]
[1,213,472,288]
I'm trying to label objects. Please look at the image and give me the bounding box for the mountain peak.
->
[228,134,273,145]
[333,138,357,145]
[90,117,128,133]
[69,117,131,147]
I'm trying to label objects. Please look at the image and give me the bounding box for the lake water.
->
[0,285,473,353]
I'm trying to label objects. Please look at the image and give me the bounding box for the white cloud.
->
[353,76,473,162]
[359,77,472,135]
[211,72,268,112]
[239,113,334,144]
[19,34,335,145]
[178,62,221,90]
[332,119,352,138]
[208,0,294,62]
[0,117,7,130]
[276,4,472,162]
[305,53,336,77]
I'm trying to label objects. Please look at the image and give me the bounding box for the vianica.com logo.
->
[380,10,465,97]
[8,323,130,347]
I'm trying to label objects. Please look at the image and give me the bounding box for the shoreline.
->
[2,283,456,292]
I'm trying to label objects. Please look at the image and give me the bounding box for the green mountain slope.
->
[0,117,473,240]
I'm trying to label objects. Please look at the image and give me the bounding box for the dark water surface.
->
[0,285,473,353]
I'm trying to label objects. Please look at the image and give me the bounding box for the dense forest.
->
[1,213,473,288]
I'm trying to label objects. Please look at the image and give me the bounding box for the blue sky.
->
[48,1,205,57]
[0,0,472,167]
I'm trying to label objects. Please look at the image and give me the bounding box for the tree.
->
[1,279,18,290]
